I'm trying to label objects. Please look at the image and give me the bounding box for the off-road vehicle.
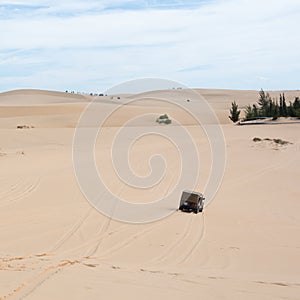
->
[179,190,205,214]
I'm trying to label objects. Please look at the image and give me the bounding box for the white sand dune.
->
[0,89,299,300]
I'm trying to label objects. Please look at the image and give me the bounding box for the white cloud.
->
[0,0,300,91]
[0,56,18,65]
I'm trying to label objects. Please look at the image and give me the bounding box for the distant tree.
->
[258,89,266,106]
[272,100,279,120]
[293,97,300,109]
[269,100,273,117]
[229,101,241,122]
[290,97,300,118]
[252,104,259,118]
[279,94,283,116]
[258,89,269,116]
[245,104,254,120]
[282,93,288,117]
[293,97,300,117]
[238,90,300,122]
[288,101,296,117]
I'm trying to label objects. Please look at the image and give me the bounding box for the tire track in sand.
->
[94,174,179,259]
[146,213,193,265]
[0,176,41,208]
[49,208,93,252]
[176,213,206,265]
[80,148,179,259]
[0,259,81,300]
[145,212,206,267]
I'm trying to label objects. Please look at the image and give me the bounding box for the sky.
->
[0,0,300,93]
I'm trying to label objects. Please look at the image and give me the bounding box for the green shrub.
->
[229,101,241,123]
[156,114,172,124]
[158,114,169,120]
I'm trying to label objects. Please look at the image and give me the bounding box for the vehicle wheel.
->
[195,208,199,214]
[199,207,203,212]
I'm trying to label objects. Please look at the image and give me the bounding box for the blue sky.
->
[0,0,300,93]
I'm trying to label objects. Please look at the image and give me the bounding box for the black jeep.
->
[179,190,205,214]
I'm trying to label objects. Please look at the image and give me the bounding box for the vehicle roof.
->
[182,190,203,197]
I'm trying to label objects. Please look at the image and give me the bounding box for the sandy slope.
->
[0,89,299,300]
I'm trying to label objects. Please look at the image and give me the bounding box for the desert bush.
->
[257,137,292,145]
[156,114,172,124]
[164,119,172,124]
[17,125,34,129]
[273,138,290,145]
[158,114,169,120]
[253,137,262,142]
